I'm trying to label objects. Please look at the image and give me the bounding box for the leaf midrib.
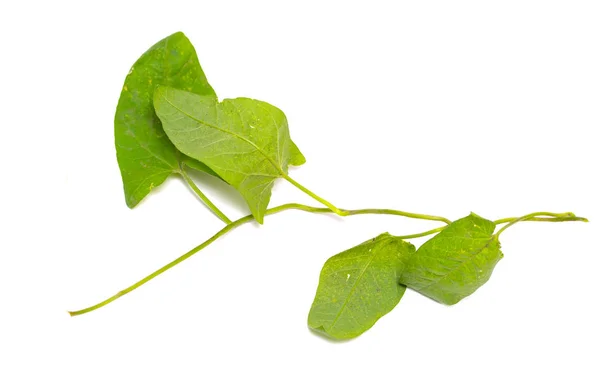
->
[328,237,393,331]
[160,92,286,177]
[416,236,497,292]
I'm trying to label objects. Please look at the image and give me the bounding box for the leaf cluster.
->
[309,214,502,339]
[114,32,305,222]
[69,32,587,341]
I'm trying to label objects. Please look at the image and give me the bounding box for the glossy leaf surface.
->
[400,213,503,305]
[308,233,415,339]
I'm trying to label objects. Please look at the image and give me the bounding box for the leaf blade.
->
[114,32,219,207]
[154,87,292,222]
[308,233,415,340]
[400,213,503,305]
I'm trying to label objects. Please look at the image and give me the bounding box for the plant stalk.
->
[493,215,588,225]
[68,203,444,316]
[495,212,588,237]
[180,168,232,224]
[69,206,586,316]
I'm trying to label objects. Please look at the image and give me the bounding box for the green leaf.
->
[181,156,220,176]
[154,86,295,223]
[400,213,503,305]
[308,233,415,340]
[114,31,221,207]
[289,140,306,166]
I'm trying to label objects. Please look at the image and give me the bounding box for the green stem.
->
[395,226,445,240]
[68,203,447,316]
[393,214,588,241]
[282,174,452,224]
[389,213,588,241]
[69,214,249,317]
[495,212,588,238]
[343,208,451,225]
[69,207,586,316]
[180,167,232,224]
[494,215,588,225]
[282,174,347,216]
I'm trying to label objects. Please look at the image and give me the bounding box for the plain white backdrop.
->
[1,1,598,380]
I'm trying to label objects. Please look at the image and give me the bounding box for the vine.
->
[70,32,587,340]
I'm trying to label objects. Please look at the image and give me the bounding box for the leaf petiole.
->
[394,226,446,240]
[282,174,453,224]
[282,174,347,216]
[179,165,232,224]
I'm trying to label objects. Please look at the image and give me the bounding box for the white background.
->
[1,1,599,380]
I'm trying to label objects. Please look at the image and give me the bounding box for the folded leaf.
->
[308,233,415,340]
[400,213,503,305]
[114,32,221,207]
[154,87,295,223]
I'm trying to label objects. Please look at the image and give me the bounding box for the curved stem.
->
[282,174,451,224]
[494,215,588,225]
[69,206,586,316]
[495,212,588,238]
[343,208,451,225]
[282,174,346,216]
[180,167,232,224]
[69,215,249,316]
[394,213,588,241]
[395,226,445,240]
[68,203,447,316]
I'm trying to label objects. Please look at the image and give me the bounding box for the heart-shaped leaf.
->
[114,32,220,207]
[400,213,503,305]
[114,32,307,208]
[308,233,415,340]
[154,86,296,223]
